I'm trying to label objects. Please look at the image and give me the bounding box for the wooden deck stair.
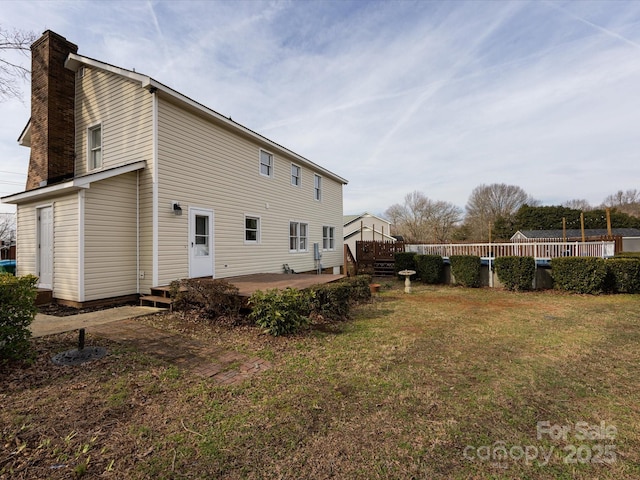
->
[140,286,179,309]
[373,260,396,277]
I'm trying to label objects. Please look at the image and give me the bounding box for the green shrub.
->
[309,275,372,321]
[343,275,372,303]
[0,274,38,362]
[495,256,536,291]
[415,255,444,284]
[249,288,312,336]
[450,255,481,288]
[310,282,352,321]
[550,257,607,294]
[170,278,241,319]
[604,258,640,293]
[394,252,417,279]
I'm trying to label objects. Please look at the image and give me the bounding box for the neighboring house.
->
[343,212,395,255]
[511,229,640,252]
[1,31,347,306]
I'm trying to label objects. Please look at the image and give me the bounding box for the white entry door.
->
[38,206,54,289]
[189,208,214,278]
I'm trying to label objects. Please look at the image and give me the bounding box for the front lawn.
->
[1,284,639,479]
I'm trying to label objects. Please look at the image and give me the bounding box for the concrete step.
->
[36,288,53,306]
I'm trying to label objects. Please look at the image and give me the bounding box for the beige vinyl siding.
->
[83,173,138,301]
[15,204,37,277]
[75,67,153,175]
[74,65,154,294]
[53,195,79,301]
[15,195,79,301]
[156,96,344,284]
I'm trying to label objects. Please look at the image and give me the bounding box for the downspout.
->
[77,189,85,302]
[151,88,159,289]
[136,169,140,294]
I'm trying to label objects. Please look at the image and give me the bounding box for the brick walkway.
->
[89,319,271,385]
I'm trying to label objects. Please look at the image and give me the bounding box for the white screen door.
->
[189,208,214,278]
[38,206,53,289]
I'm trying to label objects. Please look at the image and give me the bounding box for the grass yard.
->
[1,283,639,479]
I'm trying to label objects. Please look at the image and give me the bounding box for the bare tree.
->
[602,189,640,218]
[0,26,36,101]
[0,213,16,258]
[562,199,593,211]
[464,183,538,241]
[385,191,462,243]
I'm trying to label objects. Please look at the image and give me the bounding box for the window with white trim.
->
[291,163,301,186]
[314,174,322,201]
[88,124,102,170]
[245,215,260,243]
[260,149,273,177]
[323,226,335,251]
[289,221,308,252]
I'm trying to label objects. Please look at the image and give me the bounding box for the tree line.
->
[384,185,640,243]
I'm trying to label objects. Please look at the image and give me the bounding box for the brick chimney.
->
[25,31,78,190]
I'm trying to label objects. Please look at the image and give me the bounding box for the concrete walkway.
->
[30,305,165,337]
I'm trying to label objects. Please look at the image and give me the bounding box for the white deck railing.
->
[406,241,615,261]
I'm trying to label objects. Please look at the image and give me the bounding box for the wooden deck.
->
[227,273,345,297]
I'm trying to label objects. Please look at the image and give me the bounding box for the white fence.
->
[407,241,615,261]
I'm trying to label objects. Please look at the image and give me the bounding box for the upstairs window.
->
[291,164,301,186]
[323,226,335,251]
[88,124,102,170]
[260,149,273,177]
[289,221,308,252]
[314,174,322,201]
[245,215,260,243]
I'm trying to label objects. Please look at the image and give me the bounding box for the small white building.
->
[343,212,396,255]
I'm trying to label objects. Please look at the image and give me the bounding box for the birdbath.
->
[398,269,416,293]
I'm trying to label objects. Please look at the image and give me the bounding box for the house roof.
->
[63,53,348,186]
[512,228,640,240]
[1,161,145,204]
[344,226,396,241]
[343,212,391,227]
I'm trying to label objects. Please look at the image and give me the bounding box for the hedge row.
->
[604,258,640,294]
[249,275,372,336]
[450,255,481,288]
[551,257,640,294]
[394,252,418,280]
[392,252,640,294]
[170,278,241,319]
[394,252,481,287]
[495,256,536,291]
[415,255,445,284]
[394,252,446,284]
[0,274,38,363]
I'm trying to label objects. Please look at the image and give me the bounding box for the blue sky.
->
[1,0,639,215]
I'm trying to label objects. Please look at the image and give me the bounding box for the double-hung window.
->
[245,216,260,243]
[289,221,308,252]
[88,124,102,170]
[291,164,301,186]
[322,226,335,251]
[314,174,322,201]
[260,149,273,177]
